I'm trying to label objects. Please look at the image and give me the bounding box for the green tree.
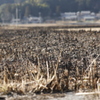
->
[24,5,31,17]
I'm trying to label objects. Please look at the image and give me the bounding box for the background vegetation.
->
[0,0,100,22]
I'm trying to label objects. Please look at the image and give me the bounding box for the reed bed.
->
[0,27,100,95]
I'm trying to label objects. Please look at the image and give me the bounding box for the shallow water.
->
[8,92,100,100]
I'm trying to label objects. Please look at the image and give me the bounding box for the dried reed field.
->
[0,26,100,96]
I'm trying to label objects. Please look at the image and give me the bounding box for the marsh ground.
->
[0,25,100,100]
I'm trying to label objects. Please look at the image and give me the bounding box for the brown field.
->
[0,25,100,99]
[1,23,100,31]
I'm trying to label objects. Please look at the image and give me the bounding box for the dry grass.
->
[0,26,100,95]
[0,53,62,94]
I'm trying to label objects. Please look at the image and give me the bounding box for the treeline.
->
[0,0,100,22]
[0,0,25,5]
